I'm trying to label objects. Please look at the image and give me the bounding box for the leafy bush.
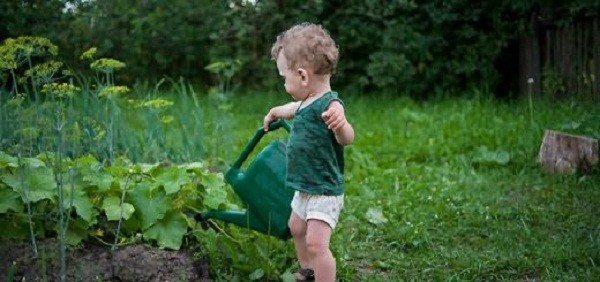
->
[3,0,598,97]
[0,151,230,250]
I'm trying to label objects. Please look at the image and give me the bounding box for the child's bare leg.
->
[289,212,311,271]
[306,219,335,282]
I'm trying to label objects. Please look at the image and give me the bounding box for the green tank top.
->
[286,91,345,196]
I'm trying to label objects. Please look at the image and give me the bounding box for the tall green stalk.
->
[27,56,39,101]
[15,82,39,257]
[10,69,19,95]
[112,174,133,251]
[527,78,535,125]
[5,261,16,282]
[19,156,38,257]
[107,99,115,163]
[53,97,67,282]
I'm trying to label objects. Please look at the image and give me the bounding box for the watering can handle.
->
[231,119,291,169]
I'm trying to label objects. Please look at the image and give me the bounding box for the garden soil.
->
[0,239,211,281]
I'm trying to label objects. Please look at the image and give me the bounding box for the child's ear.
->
[298,68,309,85]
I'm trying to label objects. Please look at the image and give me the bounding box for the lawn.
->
[190,90,600,281]
[1,84,599,281]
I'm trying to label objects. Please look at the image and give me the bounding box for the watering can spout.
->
[200,210,265,232]
[200,208,287,238]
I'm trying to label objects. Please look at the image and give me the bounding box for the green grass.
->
[189,92,599,281]
[2,84,599,281]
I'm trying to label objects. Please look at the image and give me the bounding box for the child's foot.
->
[295,267,315,282]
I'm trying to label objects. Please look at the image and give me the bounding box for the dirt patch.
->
[0,240,211,281]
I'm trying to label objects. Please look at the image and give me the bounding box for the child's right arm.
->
[263,101,301,131]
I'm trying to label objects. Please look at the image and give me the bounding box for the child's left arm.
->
[322,101,355,145]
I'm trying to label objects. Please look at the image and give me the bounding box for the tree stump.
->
[539,130,599,174]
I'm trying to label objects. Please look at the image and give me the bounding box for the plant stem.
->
[112,174,132,251]
[6,261,16,282]
[27,56,39,102]
[10,69,19,95]
[41,247,48,282]
[53,100,67,282]
[107,99,115,163]
[19,156,39,257]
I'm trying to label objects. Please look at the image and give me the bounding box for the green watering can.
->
[199,119,294,240]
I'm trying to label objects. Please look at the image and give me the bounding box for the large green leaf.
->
[200,171,225,189]
[143,210,187,250]
[83,172,114,191]
[72,154,102,175]
[2,166,56,203]
[0,186,23,213]
[249,268,265,281]
[134,162,161,174]
[0,151,18,169]
[127,181,169,229]
[105,165,128,178]
[471,146,511,166]
[200,172,227,209]
[204,186,228,210]
[0,218,28,240]
[182,162,204,172]
[366,207,388,225]
[122,216,142,234]
[102,196,135,221]
[22,157,46,168]
[155,167,191,195]
[54,217,90,246]
[61,179,97,223]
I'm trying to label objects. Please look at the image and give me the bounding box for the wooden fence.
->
[520,16,600,101]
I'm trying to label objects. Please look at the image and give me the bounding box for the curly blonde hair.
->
[271,23,339,75]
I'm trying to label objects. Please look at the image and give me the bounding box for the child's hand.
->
[263,110,277,131]
[263,101,301,131]
[322,101,347,131]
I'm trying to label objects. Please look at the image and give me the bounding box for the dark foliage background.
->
[1,0,598,98]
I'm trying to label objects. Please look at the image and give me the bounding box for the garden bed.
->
[0,239,211,281]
